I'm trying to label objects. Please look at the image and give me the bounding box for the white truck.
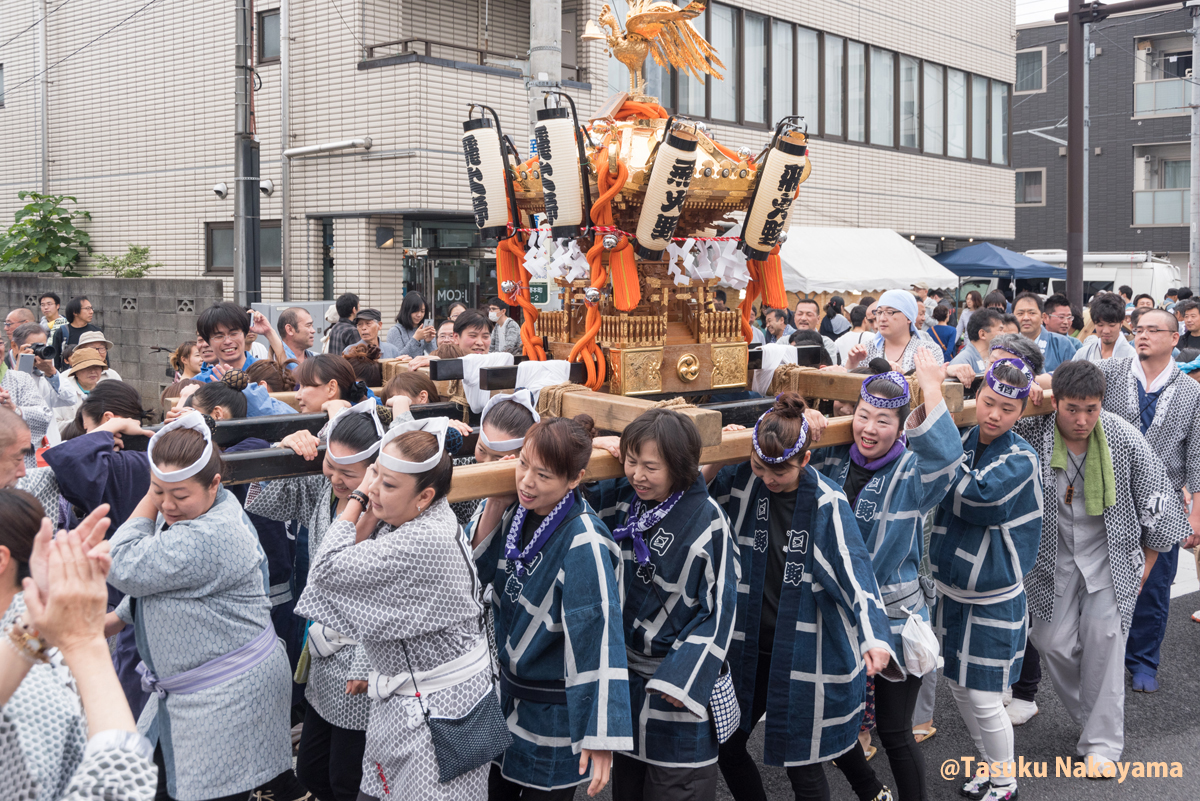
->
[1024,250,1182,304]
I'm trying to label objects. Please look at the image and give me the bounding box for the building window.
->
[847,41,866,142]
[1015,169,1045,205]
[711,3,738,121]
[971,75,988,160]
[870,48,894,146]
[258,10,280,63]
[744,12,767,124]
[1015,48,1044,93]
[991,81,1009,165]
[1161,158,1190,188]
[947,68,967,158]
[797,28,819,129]
[824,35,844,137]
[923,62,944,155]
[899,56,919,149]
[771,21,793,121]
[206,221,283,274]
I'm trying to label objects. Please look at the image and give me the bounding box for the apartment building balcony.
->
[1134,76,1191,117]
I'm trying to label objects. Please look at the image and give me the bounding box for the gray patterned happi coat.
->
[1096,357,1200,494]
[0,711,156,801]
[107,488,294,801]
[295,499,491,801]
[1,594,87,801]
[247,474,372,731]
[1,367,51,468]
[1015,411,1191,634]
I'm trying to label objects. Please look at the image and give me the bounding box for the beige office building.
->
[0,0,1014,319]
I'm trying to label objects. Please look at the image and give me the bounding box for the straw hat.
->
[67,347,108,376]
[77,330,115,351]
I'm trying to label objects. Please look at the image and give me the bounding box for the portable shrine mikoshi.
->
[459,0,812,396]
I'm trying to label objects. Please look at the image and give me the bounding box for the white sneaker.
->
[1084,753,1117,780]
[1006,699,1038,725]
[1002,687,1013,706]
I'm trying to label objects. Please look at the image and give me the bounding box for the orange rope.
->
[498,170,546,360]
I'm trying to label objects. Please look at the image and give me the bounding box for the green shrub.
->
[0,191,92,275]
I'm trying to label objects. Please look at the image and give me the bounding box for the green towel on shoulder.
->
[1051,418,1116,516]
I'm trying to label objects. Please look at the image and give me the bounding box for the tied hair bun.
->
[200,413,218,438]
[349,380,369,403]
[867,358,894,376]
[572,413,596,440]
[221,370,250,391]
[444,425,463,456]
[770,391,810,418]
[376,405,394,427]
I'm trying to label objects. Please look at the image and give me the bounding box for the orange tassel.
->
[608,243,640,311]
[759,245,788,310]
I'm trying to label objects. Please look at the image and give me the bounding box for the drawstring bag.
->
[709,663,741,743]
[899,605,940,677]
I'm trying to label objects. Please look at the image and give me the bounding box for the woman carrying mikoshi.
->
[246,398,391,801]
[295,413,495,801]
[591,408,739,801]
[929,358,1043,801]
[705,393,897,801]
[104,412,302,801]
[468,413,633,800]
[809,349,963,801]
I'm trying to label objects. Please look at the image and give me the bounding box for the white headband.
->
[378,416,450,474]
[326,399,385,465]
[147,411,214,482]
[478,390,540,452]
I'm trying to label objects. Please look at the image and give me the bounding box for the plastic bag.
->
[900,605,940,677]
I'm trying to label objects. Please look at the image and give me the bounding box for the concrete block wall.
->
[0,275,224,410]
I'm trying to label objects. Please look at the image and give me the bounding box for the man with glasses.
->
[3,309,37,368]
[1042,294,1078,337]
[1093,308,1200,694]
[1013,291,1080,373]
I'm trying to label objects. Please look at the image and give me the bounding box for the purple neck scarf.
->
[505,491,575,577]
[611,491,685,565]
[849,434,907,471]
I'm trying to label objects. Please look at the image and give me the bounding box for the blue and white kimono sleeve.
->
[711,464,895,767]
[810,400,962,671]
[467,495,634,790]
[592,475,739,767]
[930,427,1043,692]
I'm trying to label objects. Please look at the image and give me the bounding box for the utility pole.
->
[527,0,562,127]
[280,0,290,301]
[234,0,262,306]
[1066,2,1085,308]
[1191,3,1200,293]
[1082,22,1090,255]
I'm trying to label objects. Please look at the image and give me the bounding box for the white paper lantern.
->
[461,118,511,240]
[634,127,698,261]
[739,129,808,261]
[533,107,584,239]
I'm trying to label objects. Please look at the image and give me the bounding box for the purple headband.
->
[985,357,1033,401]
[752,398,811,464]
[860,372,910,410]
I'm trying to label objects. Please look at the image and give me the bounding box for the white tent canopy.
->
[726,226,958,294]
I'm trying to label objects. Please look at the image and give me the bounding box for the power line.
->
[327,0,364,52]
[0,0,166,103]
[0,0,74,54]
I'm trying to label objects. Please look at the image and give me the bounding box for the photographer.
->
[6,323,76,418]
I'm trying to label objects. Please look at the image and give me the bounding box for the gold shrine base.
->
[547,341,749,396]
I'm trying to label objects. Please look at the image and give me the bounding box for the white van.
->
[1025,250,1182,304]
[955,251,1182,306]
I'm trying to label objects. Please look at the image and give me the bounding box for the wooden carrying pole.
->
[444,394,1056,503]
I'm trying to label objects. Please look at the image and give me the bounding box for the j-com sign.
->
[437,289,468,302]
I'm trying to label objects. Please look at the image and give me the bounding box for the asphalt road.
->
[595,591,1200,801]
